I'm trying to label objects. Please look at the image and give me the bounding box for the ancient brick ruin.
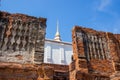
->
[0,11,46,64]
[1,11,120,80]
[0,11,47,80]
[70,26,120,80]
[0,62,69,80]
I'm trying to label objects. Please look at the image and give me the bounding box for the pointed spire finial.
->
[54,20,62,41]
[57,20,59,33]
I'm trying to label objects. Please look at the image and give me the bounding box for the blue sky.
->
[0,0,120,42]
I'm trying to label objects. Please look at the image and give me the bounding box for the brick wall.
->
[70,26,120,80]
[43,63,69,80]
[0,62,55,80]
[0,62,70,80]
[0,11,46,64]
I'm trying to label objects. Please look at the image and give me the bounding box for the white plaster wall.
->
[44,40,73,65]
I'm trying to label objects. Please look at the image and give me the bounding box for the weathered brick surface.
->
[70,26,120,80]
[43,63,69,80]
[0,62,39,80]
[0,62,55,80]
[0,11,46,64]
[0,62,69,80]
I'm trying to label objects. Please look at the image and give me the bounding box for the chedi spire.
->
[54,20,62,41]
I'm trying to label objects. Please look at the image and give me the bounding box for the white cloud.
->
[96,0,120,19]
[91,0,120,34]
[98,0,112,11]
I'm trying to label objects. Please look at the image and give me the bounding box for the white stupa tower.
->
[54,20,62,41]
